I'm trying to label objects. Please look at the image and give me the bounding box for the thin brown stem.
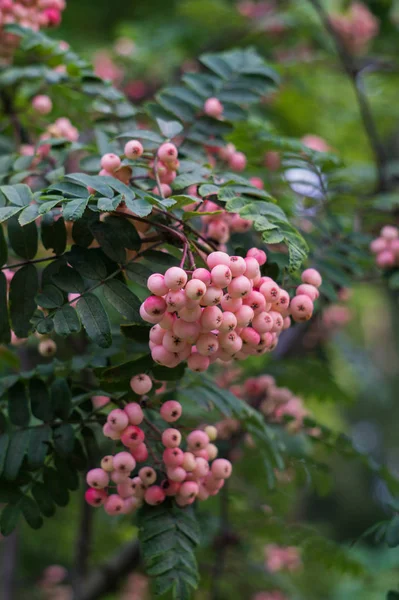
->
[1,254,60,271]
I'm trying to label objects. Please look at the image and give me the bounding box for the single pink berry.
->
[381,225,398,240]
[296,283,319,301]
[151,345,177,366]
[211,264,232,288]
[107,409,129,432]
[120,425,145,448]
[131,443,149,462]
[130,374,152,396]
[162,428,182,448]
[218,330,243,355]
[140,303,163,324]
[228,256,247,277]
[204,97,223,118]
[160,400,182,422]
[249,177,264,190]
[187,430,210,451]
[301,268,322,288]
[104,494,124,515]
[165,290,186,311]
[124,139,144,159]
[187,352,210,372]
[270,310,284,332]
[85,488,107,507]
[241,327,260,347]
[192,268,212,286]
[179,481,199,499]
[201,286,223,307]
[193,457,209,478]
[158,142,178,164]
[196,333,219,356]
[243,290,266,313]
[290,294,314,322]
[117,480,136,499]
[173,319,200,344]
[370,237,387,254]
[86,468,109,489]
[207,251,230,269]
[113,452,136,474]
[185,278,207,300]
[147,273,169,296]
[211,458,232,479]
[219,311,238,332]
[143,296,167,317]
[234,305,255,327]
[162,331,187,353]
[163,447,184,467]
[247,247,267,265]
[244,257,260,280]
[221,294,242,312]
[32,94,52,115]
[260,280,280,303]
[100,153,121,173]
[200,306,223,331]
[124,402,144,425]
[229,151,247,171]
[110,470,130,485]
[131,476,146,497]
[252,311,273,333]
[182,452,197,472]
[161,479,181,496]
[145,485,166,505]
[139,466,157,486]
[227,275,252,298]
[152,183,172,197]
[166,467,187,482]
[159,312,175,330]
[376,250,395,268]
[102,423,121,440]
[164,267,187,291]
[179,305,202,322]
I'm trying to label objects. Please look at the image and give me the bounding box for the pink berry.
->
[192,268,212,286]
[139,466,157,486]
[296,283,319,301]
[163,447,184,467]
[101,456,114,472]
[140,303,163,324]
[166,467,187,482]
[131,476,146,497]
[100,153,121,173]
[273,289,290,312]
[376,250,395,268]
[162,428,182,448]
[130,374,152,395]
[259,280,280,303]
[120,425,145,448]
[187,352,210,372]
[221,294,242,312]
[187,430,209,451]
[173,319,200,344]
[32,94,52,115]
[179,305,202,322]
[211,264,232,288]
[162,331,187,353]
[165,290,186,311]
[145,485,166,505]
[270,310,284,332]
[211,458,232,479]
[159,312,175,330]
[185,278,207,300]
[235,305,254,327]
[193,457,209,478]
[219,311,238,332]
[122,497,141,514]
[131,443,149,462]
[227,276,252,299]
[158,143,178,164]
[301,268,322,288]
[228,256,247,277]
[113,452,136,474]
[143,296,167,317]
[247,247,267,265]
[200,306,223,331]
[196,333,219,356]
[243,290,266,313]
[160,400,182,422]
[110,470,130,485]
[151,345,176,366]
[204,97,223,118]
[249,177,264,190]
[86,468,109,489]
[207,251,230,269]
[107,409,129,432]
[85,488,107,507]
[161,479,181,496]
[117,480,136,498]
[290,294,314,322]
[200,286,223,307]
[229,151,247,171]
[104,494,124,515]
[219,330,243,355]
[164,267,187,291]
[124,140,143,159]
[252,311,273,333]
[241,327,260,347]
[102,423,121,440]
[244,257,260,280]
[124,402,144,425]
[370,237,387,254]
[147,273,169,296]
[179,481,199,499]
[381,225,398,240]
[182,452,197,471]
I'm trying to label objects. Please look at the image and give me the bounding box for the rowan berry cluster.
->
[0,0,65,63]
[370,225,399,269]
[264,544,302,573]
[85,374,232,515]
[329,1,379,55]
[20,117,78,162]
[141,254,322,370]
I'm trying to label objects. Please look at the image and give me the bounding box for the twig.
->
[153,154,165,199]
[1,254,60,271]
[180,242,188,268]
[72,486,94,597]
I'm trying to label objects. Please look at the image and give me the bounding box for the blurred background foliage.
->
[2,0,399,598]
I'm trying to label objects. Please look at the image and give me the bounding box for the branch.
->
[77,540,140,600]
[308,0,388,192]
[72,486,94,596]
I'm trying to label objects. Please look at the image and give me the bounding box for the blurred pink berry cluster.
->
[142,250,322,370]
[370,225,399,269]
[0,0,65,63]
[329,1,379,55]
[264,544,302,573]
[20,117,78,163]
[85,374,232,514]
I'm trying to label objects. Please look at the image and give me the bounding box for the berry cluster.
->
[85,374,232,514]
[370,225,399,269]
[329,1,379,55]
[141,253,322,370]
[20,117,78,162]
[264,544,302,573]
[0,0,65,63]
[252,592,287,600]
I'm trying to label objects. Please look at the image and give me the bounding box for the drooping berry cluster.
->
[85,374,232,515]
[0,0,66,63]
[141,251,322,370]
[264,544,302,573]
[370,225,399,269]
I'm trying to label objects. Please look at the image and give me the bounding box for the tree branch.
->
[72,487,94,596]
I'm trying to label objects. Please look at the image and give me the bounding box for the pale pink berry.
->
[296,283,319,301]
[100,153,121,173]
[121,425,145,448]
[101,456,114,472]
[227,256,246,277]
[110,470,130,485]
[147,273,169,296]
[301,268,322,288]
[290,294,314,322]
[219,330,243,354]
[252,311,273,333]
[228,275,252,298]
[104,494,124,515]
[164,267,187,291]
[211,264,232,288]
[161,479,181,496]
[273,289,290,312]
[180,481,199,499]
[260,280,280,303]
[131,476,146,497]
[207,251,230,269]
[376,250,395,268]
[243,291,266,313]
[241,327,261,347]
[162,428,182,448]
[166,290,186,311]
[173,319,200,344]
[185,278,207,300]
[229,151,247,171]
[124,403,144,426]
[145,485,165,505]
[113,452,136,474]
[38,339,57,357]
[131,443,149,462]
[249,177,264,190]
[200,306,223,331]
[204,97,223,118]
[102,423,121,440]
[230,214,251,232]
[32,94,52,114]
[117,480,136,499]
[187,352,210,372]
[151,345,176,366]
[124,139,144,159]
[85,488,107,507]
[192,268,212,286]
[207,443,218,460]
[182,452,197,471]
[139,466,157,486]
[159,312,175,330]
[283,316,291,330]
[163,447,184,467]
[179,305,202,322]
[130,374,152,395]
[167,467,187,482]
[211,458,232,479]
[193,457,209,478]
[196,333,219,356]
[219,311,237,332]
[86,468,109,489]
[152,183,172,197]
[234,305,254,327]
[221,294,242,312]
[197,484,210,501]
[370,237,387,254]
[270,310,284,332]
[144,296,166,317]
[107,409,129,432]
[158,142,178,164]
[187,430,210,451]
[381,225,398,240]
[122,497,141,514]
[140,303,162,324]
[247,247,267,265]
[200,286,223,307]
[207,220,229,243]
[160,400,182,422]
[244,257,260,280]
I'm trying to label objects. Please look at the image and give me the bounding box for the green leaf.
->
[4,429,30,480]
[43,467,69,507]
[0,206,23,223]
[72,218,94,247]
[67,246,107,280]
[7,215,38,259]
[152,363,186,381]
[63,197,89,221]
[0,272,11,344]
[28,425,51,468]
[90,221,126,264]
[0,183,32,206]
[0,224,7,266]
[116,129,164,144]
[120,323,151,342]
[36,285,64,309]
[0,433,10,476]
[20,495,43,529]
[53,423,75,457]
[52,265,85,293]
[100,354,154,384]
[9,264,39,338]
[142,250,180,270]
[103,279,141,321]
[50,379,71,420]
[29,378,52,422]
[32,483,56,518]
[102,215,141,250]
[125,262,153,287]
[0,504,21,536]
[156,118,184,139]
[76,294,112,348]
[41,215,67,255]
[65,174,113,198]
[386,515,399,548]
[53,305,81,336]
[18,203,40,226]
[8,381,30,427]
